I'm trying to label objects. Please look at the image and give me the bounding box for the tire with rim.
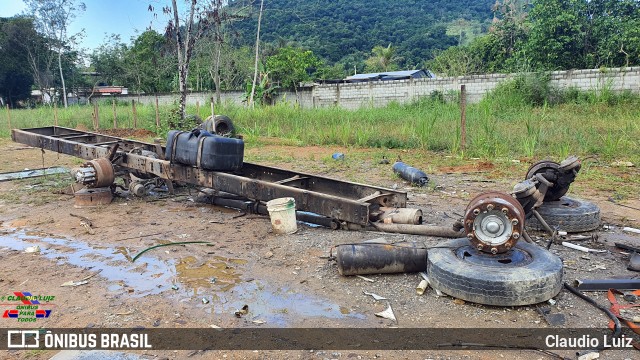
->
[526,196,600,233]
[427,238,563,306]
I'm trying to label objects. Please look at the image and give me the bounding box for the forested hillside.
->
[232,0,495,68]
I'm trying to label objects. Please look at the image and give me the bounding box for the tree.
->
[90,35,127,87]
[156,0,225,119]
[25,0,86,108]
[125,30,175,94]
[266,46,321,90]
[0,18,35,107]
[525,0,587,70]
[2,16,54,102]
[201,1,250,103]
[249,0,265,107]
[364,44,402,72]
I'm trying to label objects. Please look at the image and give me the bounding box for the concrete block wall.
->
[312,67,640,109]
[94,67,640,111]
[96,89,313,109]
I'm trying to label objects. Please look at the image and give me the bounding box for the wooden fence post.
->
[195,100,200,117]
[92,102,100,130]
[155,95,160,130]
[132,99,138,128]
[112,99,117,128]
[53,101,58,126]
[5,105,11,130]
[460,84,467,153]
[210,96,215,117]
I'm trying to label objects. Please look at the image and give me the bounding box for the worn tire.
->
[213,115,235,136]
[526,196,600,233]
[428,238,563,306]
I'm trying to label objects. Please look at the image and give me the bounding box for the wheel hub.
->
[464,192,525,254]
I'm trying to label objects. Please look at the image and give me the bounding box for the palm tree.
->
[365,43,402,72]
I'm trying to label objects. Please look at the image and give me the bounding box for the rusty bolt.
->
[491,247,498,255]
[467,233,475,239]
[487,204,495,211]
[511,219,519,226]
[477,244,484,251]
[505,243,512,249]
[473,208,480,215]
[512,232,520,240]
[502,207,509,214]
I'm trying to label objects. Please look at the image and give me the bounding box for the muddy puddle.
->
[0,228,365,326]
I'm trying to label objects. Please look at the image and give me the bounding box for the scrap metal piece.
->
[375,207,423,225]
[464,192,525,254]
[536,306,566,326]
[370,223,462,238]
[574,279,640,291]
[0,167,68,182]
[363,291,387,301]
[392,162,429,187]
[335,242,427,276]
[374,304,397,322]
[74,187,113,208]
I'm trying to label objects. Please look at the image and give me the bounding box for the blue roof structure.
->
[345,69,434,82]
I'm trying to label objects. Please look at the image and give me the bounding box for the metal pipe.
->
[532,209,555,236]
[522,230,534,244]
[573,279,640,291]
[371,223,463,238]
[335,242,428,275]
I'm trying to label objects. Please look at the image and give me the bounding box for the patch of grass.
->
[2,86,639,168]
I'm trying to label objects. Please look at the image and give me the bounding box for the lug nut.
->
[487,204,494,211]
[512,232,520,239]
[491,247,498,255]
[473,208,480,215]
[511,219,519,226]
[502,207,509,214]
[505,243,512,249]
[467,233,475,239]
[477,244,484,251]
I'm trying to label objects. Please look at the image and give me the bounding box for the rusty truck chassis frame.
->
[11,126,408,227]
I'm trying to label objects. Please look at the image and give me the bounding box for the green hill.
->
[231,0,495,69]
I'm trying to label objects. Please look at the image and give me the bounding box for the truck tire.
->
[427,238,563,306]
[201,115,236,137]
[526,196,600,233]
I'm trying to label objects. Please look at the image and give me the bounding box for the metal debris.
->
[374,303,396,322]
[234,304,249,317]
[0,167,68,182]
[363,291,387,301]
[355,275,375,282]
[416,279,429,295]
[60,280,89,287]
[561,242,606,253]
[24,246,40,253]
[623,227,640,235]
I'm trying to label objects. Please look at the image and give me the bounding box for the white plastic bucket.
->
[266,197,297,234]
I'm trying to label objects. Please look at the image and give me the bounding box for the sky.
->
[0,0,177,52]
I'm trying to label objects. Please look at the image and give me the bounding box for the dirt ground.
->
[1,137,640,360]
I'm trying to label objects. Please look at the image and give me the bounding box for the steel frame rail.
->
[12,126,408,226]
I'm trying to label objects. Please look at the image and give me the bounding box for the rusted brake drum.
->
[464,192,525,254]
[74,157,115,188]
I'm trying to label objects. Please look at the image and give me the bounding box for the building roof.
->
[345,69,434,82]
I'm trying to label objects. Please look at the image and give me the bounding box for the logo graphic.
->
[1,291,54,322]
[7,330,40,348]
[11,292,40,305]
